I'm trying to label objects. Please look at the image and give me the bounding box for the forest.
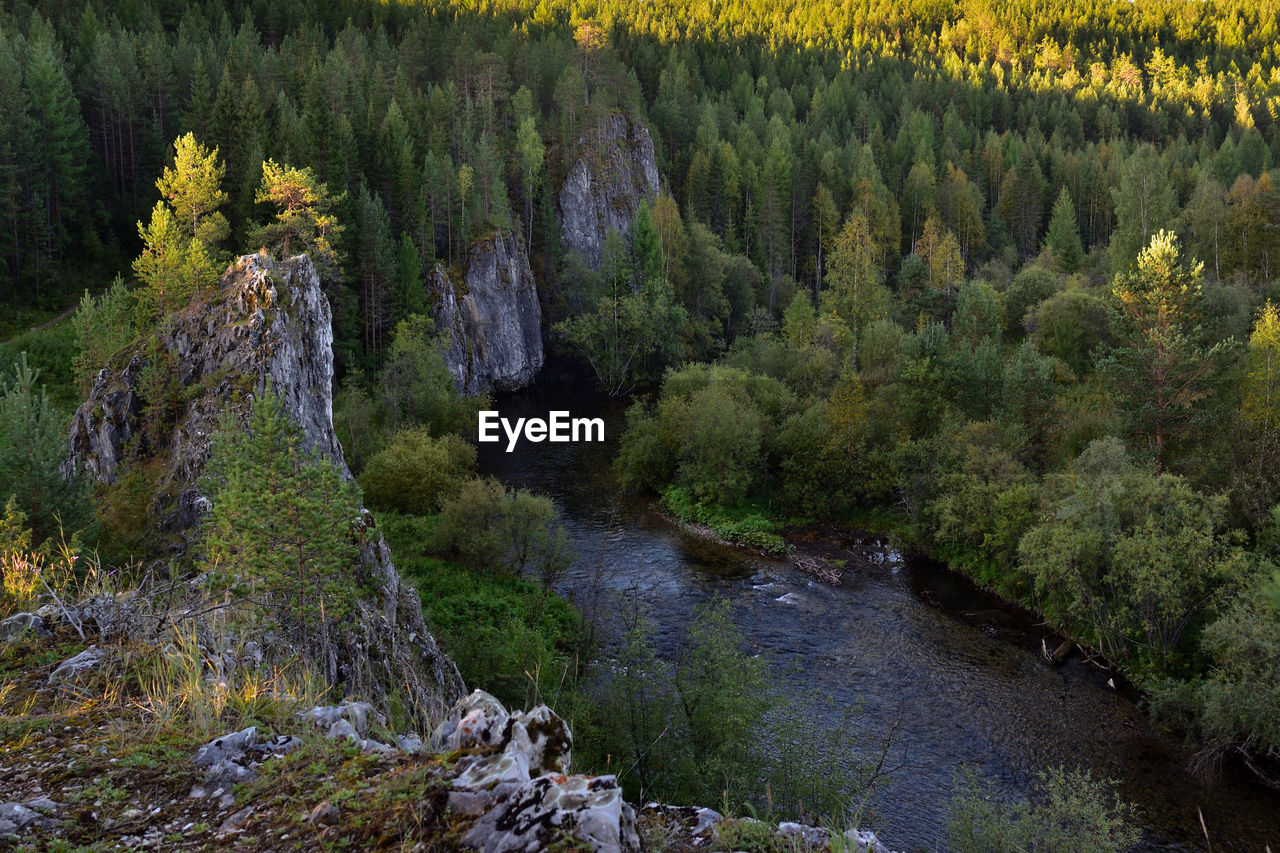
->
[0,0,1279,848]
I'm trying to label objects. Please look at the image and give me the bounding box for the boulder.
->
[46,646,101,685]
[506,705,572,777]
[461,773,640,853]
[0,801,48,837]
[193,727,258,767]
[430,689,511,752]
[0,612,48,642]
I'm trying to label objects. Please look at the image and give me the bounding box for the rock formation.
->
[428,229,543,395]
[65,253,465,724]
[557,112,661,269]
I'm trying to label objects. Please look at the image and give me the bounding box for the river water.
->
[476,366,1280,852]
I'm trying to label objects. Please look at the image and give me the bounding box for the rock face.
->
[428,230,543,394]
[557,112,661,269]
[65,253,465,725]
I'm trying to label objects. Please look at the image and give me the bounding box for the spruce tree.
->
[1044,188,1084,273]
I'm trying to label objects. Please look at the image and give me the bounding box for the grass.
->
[381,509,588,715]
[661,486,789,554]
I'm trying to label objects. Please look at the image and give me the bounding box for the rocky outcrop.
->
[557,112,661,269]
[65,253,465,725]
[435,690,640,853]
[428,229,543,394]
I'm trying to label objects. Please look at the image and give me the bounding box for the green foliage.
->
[0,353,91,544]
[1151,577,1280,757]
[556,230,688,395]
[133,201,221,322]
[662,487,786,554]
[132,135,230,322]
[430,477,573,585]
[199,385,366,647]
[1098,231,1232,466]
[579,599,865,821]
[377,315,484,436]
[1109,146,1179,270]
[1043,189,1084,273]
[156,134,230,251]
[93,459,162,565]
[1018,438,1250,674]
[358,429,475,516]
[252,159,342,268]
[72,277,136,395]
[1028,287,1110,375]
[0,324,78,410]
[946,766,1140,853]
[384,512,584,714]
[0,496,32,556]
[1003,266,1062,340]
[926,422,1038,584]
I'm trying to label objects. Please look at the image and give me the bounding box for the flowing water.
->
[476,364,1280,852]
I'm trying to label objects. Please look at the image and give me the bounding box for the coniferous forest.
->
[2,0,1280,849]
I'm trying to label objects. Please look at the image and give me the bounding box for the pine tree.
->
[355,184,396,356]
[0,29,32,296]
[1044,188,1084,273]
[133,201,220,320]
[200,385,364,649]
[1099,231,1227,465]
[72,275,136,394]
[22,32,91,292]
[0,353,91,544]
[253,159,342,267]
[156,133,229,251]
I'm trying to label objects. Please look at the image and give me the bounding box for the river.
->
[476,365,1280,852]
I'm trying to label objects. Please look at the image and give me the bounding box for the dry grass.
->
[129,623,330,741]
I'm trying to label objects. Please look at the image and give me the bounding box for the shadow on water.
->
[476,363,1280,852]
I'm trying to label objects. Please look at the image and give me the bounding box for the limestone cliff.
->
[428,229,543,395]
[66,253,465,724]
[557,112,661,269]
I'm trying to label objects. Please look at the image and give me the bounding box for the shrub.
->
[358,429,475,515]
[946,766,1139,853]
[430,477,573,584]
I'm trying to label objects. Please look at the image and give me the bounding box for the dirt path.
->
[0,302,78,346]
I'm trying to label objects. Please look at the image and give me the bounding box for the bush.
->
[378,315,485,435]
[431,477,574,584]
[385,514,585,714]
[946,766,1140,853]
[662,486,786,554]
[358,429,475,515]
